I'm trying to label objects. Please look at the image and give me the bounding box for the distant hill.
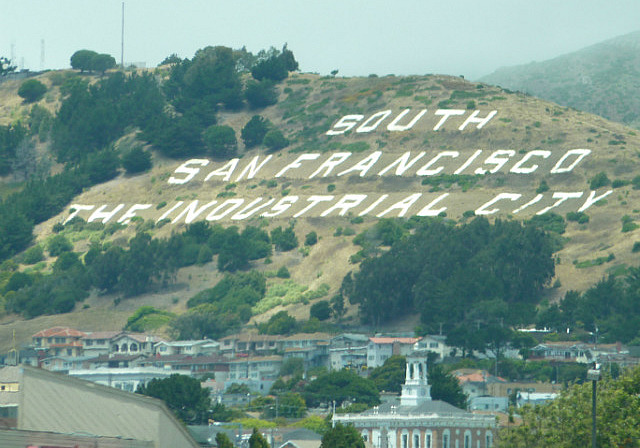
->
[480,30,640,128]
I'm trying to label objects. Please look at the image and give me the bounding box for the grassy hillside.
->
[480,30,640,129]
[1,67,640,350]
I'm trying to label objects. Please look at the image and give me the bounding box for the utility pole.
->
[120,2,125,69]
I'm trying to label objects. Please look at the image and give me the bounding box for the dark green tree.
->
[121,146,152,174]
[259,311,297,335]
[303,370,380,408]
[428,364,468,409]
[249,428,270,448]
[271,225,298,251]
[70,49,98,72]
[245,79,278,108]
[310,300,331,321]
[251,45,298,82]
[241,115,270,148]
[368,355,406,393]
[263,129,289,151]
[136,374,211,424]
[320,423,365,448]
[91,53,116,74]
[203,124,237,158]
[18,79,47,103]
[215,432,234,448]
[47,234,73,256]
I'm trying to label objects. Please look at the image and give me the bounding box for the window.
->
[485,432,493,448]
[443,430,450,448]
[130,343,138,352]
[464,431,471,448]
[414,434,420,448]
[430,342,439,348]
[85,340,93,346]
[402,433,408,448]
[426,433,432,448]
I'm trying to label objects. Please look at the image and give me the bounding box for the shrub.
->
[632,242,640,253]
[310,300,331,321]
[589,172,610,190]
[305,231,318,246]
[48,234,73,256]
[23,245,44,264]
[18,79,47,103]
[276,266,290,278]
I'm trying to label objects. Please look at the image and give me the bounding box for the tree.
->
[18,79,47,103]
[215,432,234,448]
[305,231,318,246]
[91,53,116,74]
[259,311,297,335]
[121,145,152,174]
[428,364,468,409]
[271,225,298,251]
[249,428,270,448]
[263,129,289,151]
[241,115,270,148]
[136,374,211,424]
[369,355,406,393]
[203,124,237,158]
[497,365,640,447]
[320,423,365,448]
[70,49,98,72]
[251,45,298,82]
[245,79,278,108]
[303,370,380,408]
[310,300,331,321]
[47,234,73,256]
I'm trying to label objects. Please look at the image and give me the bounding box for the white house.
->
[154,339,220,357]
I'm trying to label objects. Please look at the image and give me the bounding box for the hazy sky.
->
[3,0,640,80]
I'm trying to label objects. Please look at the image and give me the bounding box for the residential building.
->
[334,354,496,448]
[68,366,191,393]
[412,335,451,361]
[452,369,507,400]
[329,333,369,371]
[82,330,121,357]
[110,333,160,356]
[227,355,283,382]
[154,339,220,357]
[367,337,421,368]
[31,327,86,360]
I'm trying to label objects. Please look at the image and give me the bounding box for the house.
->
[219,333,280,357]
[40,355,95,372]
[529,342,592,363]
[329,333,369,371]
[82,330,121,357]
[279,333,331,370]
[469,396,509,413]
[275,427,322,448]
[452,369,507,400]
[85,353,149,369]
[0,364,199,447]
[334,353,496,448]
[110,332,161,356]
[31,327,86,360]
[154,339,220,357]
[367,337,421,368]
[227,355,283,382]
[412,335,451,361]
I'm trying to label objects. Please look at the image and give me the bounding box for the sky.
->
[3,0,640,80]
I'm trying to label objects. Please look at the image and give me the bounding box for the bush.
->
[276,265,290,278]
[632,242,640,253]
[590,172,611,190]
[305,231,318,246]
[18,79,47,103]
[271,225,298,251]
[23,245,44,264]
[263,129,289,151]
[48,234,73,256]
[121,146,152,174]
[241,115,270,148]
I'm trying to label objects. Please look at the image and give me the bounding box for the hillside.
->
[2,64,640,351]
[480,30,640,128]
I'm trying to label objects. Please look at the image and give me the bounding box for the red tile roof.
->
[369,337,420,345]
[32,327,87,338]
